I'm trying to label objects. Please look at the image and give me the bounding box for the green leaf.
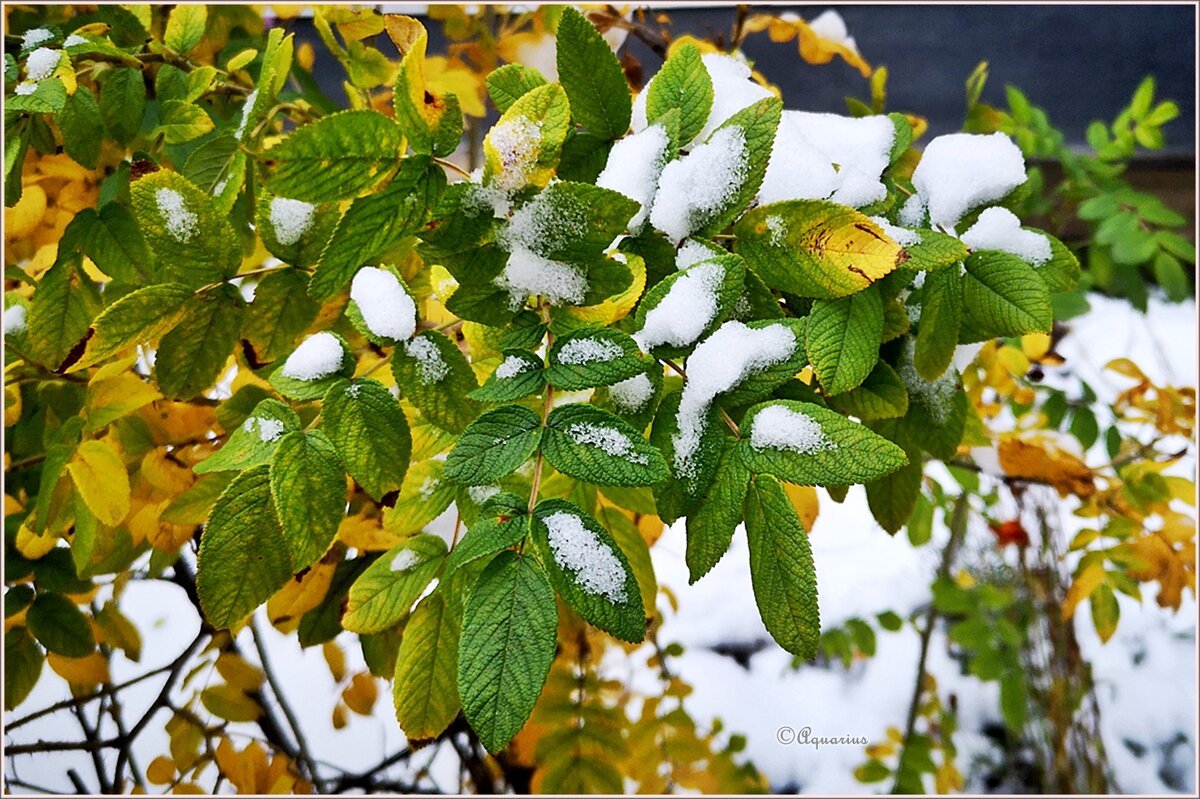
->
[999,670,1028,733]
[806,285,883,395]
[270,430,346,572]
[268,332,355,402]
[698,97,782,237]
[530,498,645,642]
[469,349,546,402]
[392,330,481,434]
[242,269,321,363]
[4,627,43,710]
[961,250,1052,339]
[738,400,908,486]
[384,460,456,536]
[181,134,246,213]
[155,286,245,399]
[913,267,962,381]
[1035,232,1080,294]
[393,589,462,743]
[735,200,910,299]
[162,473,235,525]
[27,593,95,658]
[457,551,557,753]
[7,77,68,114]
[649,389,726,523]
[1090,581,1120,643]
[631,254,745,359]
[894,369,968,461]
[130,170,241,288]
[263,110,403,202]
[60,203,153,284]
[543,404,669,487]
[743,474,820,659]
[483,83,570,192]
[158,100,214,144]
[645,43,712,146]
[444,405,542,486]
[828,361,909,420]
[546,327,646,390]
[27,256,102,371]
[57,86,103,168]
[1153,251,1191,303]
[298,556,371,647]
[197,466,293,630]
[308,155,443,300]
[508,181,639,263]
[164,4,207,54]
[444,493,529,578]
[685,438,750,584]
[68,283,193,372]
[98,67,146,144]
[865,456,922,534]
[321,378,412,501]
[556,7,631,139]
[486,64,548,115]
[343,536,446,634]
[902,228,969,272]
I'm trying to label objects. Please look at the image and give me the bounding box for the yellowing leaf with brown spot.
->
[998,435,1095,498]
[267,558,337,633]
[66,440,131,526]
[139,449,195,496]
[342,672,378,715]
[734,202,909,299]
[48,651,110,686]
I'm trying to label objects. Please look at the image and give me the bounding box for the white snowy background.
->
[5,293,1195,795]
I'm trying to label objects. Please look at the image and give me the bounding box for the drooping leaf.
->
[342,535,446,634]
[443,404,542,486]
[806,285,884,395]
[685,438,750,584]
[269,430,346,572]
[68,283,194,372]
[321,379,412,502]
[391,330,481,434]
[262,110,404,202]
[913,267,962,381]
[960,250,1052,340]
[457,551,557,753]
[155,285,245,400]
[555,7,632,139]
[129,170,241,288]
[743,474,820,659]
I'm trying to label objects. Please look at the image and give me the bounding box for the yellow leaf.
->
[146,755,177,785]
[995,345,1030,377]
[267,558,337,633]
[425,55,486,118]
[323,640,347,683]
[783,483,820,532]
[67,440,131,526]
[342,672,378,715]
[201,684,264,723]
[93,603,142,662]
[5,184,46,239]
[1021,332,1052,360]
[171,784,205,795]
[998,435,1094,499]
[5,382,22,427]
[337,513,401,552]
[16,522,58,559]
[216,653,266,692]
[570,252,647,325]
[331,702,348,729]
[1062,562,1106,620]
[47,651,111,686]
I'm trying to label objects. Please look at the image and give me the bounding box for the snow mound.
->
[25,47,59,81]
[350,267,417,341]
[869,216,922,247]
[633,261,726,351]
[651,126,748,245]
[749,405,835,454]
[488,116,543,192]
[494,355,533,380]
[494,245,588,308]
[281,332,345,381]
[543,510,628,603]
[3,305,27,335]
[608,372,655,413]
[911,132,1027,230]
[243,416,286,443]
[596,124,671,231]
[556,337,623,365]
[268,196,314,246]
[759,111,894,208]
[960,207,1051,265]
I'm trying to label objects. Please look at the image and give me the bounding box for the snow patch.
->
[675,321,797,479]
[281,332,345,381]
[234,88,259,141]
[898,339,958,424]
[543,511,628,603]
[960,206,1051,265]
[350,267,417,341]
[268,196,315,245]
[695,53,775,144]
[596,124,671,230]
[494,245,588,308]
[63,34,88,48]
[155,188,198,243]
[869,216,922,247]
[4,305,28,335]
[467,485,501,504]
[494,355,532,380]
[676,239,723,269]
[808,9,859,54]
[633,261,726,351]
[14,83,36,95]
[759,111,894,208]
[404,337,449,384]
[390,549,420,572]
[22,28,53,50]
[556,337,623,365]
[765,215,787,246]
[651,126,748,245]
[749,405,835,455]
[608,372,655,413]
[488,116,543,192]
[898,193,927,228]
[25,48,59,81]
[567,422,649,465]
[911,132,1027,230]
[243,416,286,443]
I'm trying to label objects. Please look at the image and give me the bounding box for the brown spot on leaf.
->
[241,339,267,370]
[55,328,94,373]
[129,159,159,181]
[855,222,885,242]
[380,489,400,508]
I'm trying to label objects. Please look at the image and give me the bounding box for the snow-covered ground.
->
[6,294,1195,794]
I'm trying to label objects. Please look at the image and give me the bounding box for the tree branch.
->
[250,618,322,788]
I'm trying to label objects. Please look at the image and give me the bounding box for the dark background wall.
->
[299,4,1196,157]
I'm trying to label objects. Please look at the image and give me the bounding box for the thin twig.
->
[250,618,322,788]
